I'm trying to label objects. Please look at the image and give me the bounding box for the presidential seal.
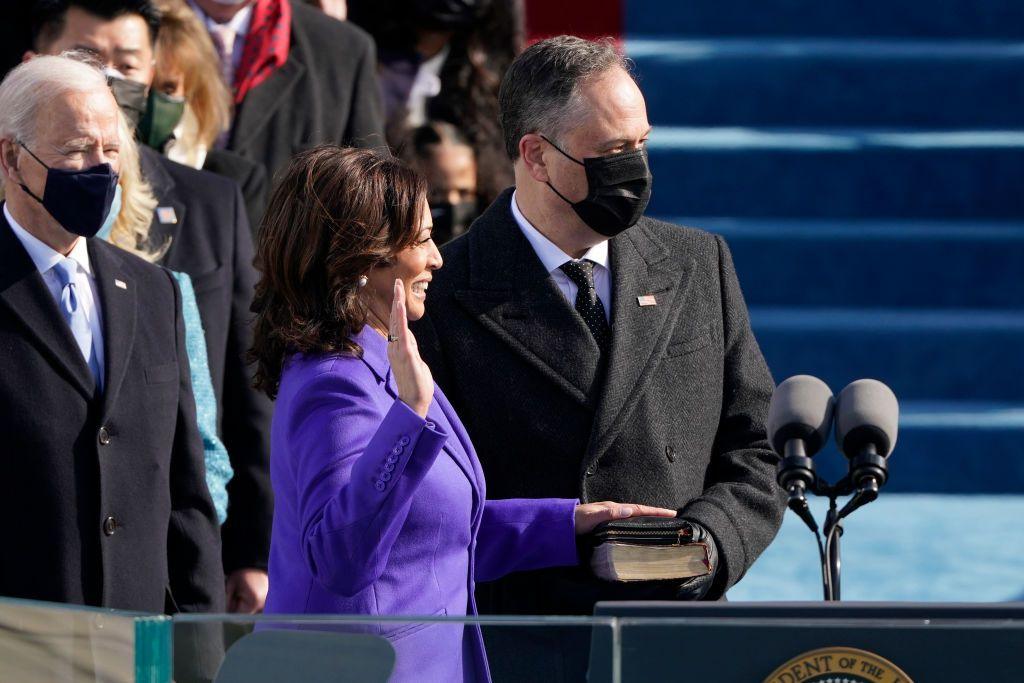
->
[763,646,914,683]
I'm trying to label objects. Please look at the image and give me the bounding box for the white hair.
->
[0,53,111,146]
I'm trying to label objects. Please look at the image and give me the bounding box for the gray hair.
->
[0,53,110,146]
[499,35,632,160]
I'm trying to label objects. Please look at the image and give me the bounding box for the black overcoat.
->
[415,189,787,680]
[226,2,385,183]
[141,148,274,575]
[0,215,224,613]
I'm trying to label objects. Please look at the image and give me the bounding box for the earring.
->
[357,275,368,288]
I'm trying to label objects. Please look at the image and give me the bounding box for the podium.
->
[589,602,1024,682]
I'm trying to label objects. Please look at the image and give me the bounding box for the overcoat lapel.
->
[583,220,696,470]
[229,56,306,153]
[454,192,602,407]
[89,240,136,420]
[139,147,187,258]
[0,218,96,400]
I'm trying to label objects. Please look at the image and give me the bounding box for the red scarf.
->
[234,0,292,105]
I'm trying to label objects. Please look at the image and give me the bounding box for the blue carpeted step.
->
[806,402,1024,493]
[646,128,1024,219]
[628,39,1024,128]
[750,307,1024,401]
[729,494,1024,601]
[667,219,1024,309]
[625,0,1024,40]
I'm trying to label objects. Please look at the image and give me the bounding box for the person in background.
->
[414,36,786,681]
[0,52,223,617]
[0,4,32,77]
[252,145,675,683]
[349,0,522,205]
[402,120,478,244]
[94,106,234,524]
[187,0,385,182]
[303,0,346,21]
[31,0,276,614]
[151,0,268,230]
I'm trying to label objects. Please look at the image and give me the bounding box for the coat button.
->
[385,455,398,465]
[665,446,676,463]
[399,436,411,446]
[98,427,111,446]
[374,481,386,492]
[380,471,392,482]
[383,462,395,473]
[102,516,117,536]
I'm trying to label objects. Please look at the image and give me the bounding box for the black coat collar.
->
[456,188,694,464]
[0,212,137,412]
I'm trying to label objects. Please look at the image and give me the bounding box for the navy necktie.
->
[559,259,611,354]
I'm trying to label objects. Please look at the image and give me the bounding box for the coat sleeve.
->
[473,498,579,583]
[678,235,787,597]
[165,269,226,613]
[219,184,276,574]
[288,370,448,597]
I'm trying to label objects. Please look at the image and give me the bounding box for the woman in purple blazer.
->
[249,147,674,682]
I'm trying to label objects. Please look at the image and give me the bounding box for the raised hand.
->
[388,279,434,417]
[573,501,678,535]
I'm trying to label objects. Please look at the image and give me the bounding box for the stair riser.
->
[647,147,1024,219]
[634,53,1024,128]
[626,0,1024,39]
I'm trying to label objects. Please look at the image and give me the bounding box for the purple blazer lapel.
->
[355,325,480,497]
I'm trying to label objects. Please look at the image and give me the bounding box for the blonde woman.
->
[149,0,267,231]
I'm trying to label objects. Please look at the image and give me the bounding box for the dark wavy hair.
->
[249,146,427,399]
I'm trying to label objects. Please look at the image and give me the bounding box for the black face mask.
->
[108,75,148,128]
[17,143,120,238]
[430,199,477,244]
[541,135,653,237]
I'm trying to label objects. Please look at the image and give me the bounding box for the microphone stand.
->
[800,473,859,602]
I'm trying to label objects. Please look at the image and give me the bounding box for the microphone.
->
[834,379,899,517]
[767,375,835,532]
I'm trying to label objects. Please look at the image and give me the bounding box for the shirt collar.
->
[3,202,92,277]
[189,0,253,36]
[510,190,609,274]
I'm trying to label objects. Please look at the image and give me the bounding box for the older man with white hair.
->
[0,54,224,616]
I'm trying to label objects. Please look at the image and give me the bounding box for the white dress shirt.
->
[407,45,450,127]
[4,203,106,379]
[510,190,612,320]
[189,0,253,75]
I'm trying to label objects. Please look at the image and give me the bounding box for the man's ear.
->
[21,50,37,64]
[519,133,550,184]
[0,140,22,183]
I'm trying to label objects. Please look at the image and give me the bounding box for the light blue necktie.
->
[53,258,102,390]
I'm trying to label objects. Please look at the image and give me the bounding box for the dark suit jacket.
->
[0,215,224,613]
[415,189,786,681]
[140,147,274,574]
[227,2,385,184]
[416,188,786,606]
[202,148,269,236]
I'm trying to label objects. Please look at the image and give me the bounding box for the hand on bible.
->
[574,501,677,535]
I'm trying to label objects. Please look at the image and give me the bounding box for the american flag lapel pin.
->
[637,294,657,307]
[115,279,128,290]
[156,206,178,224]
